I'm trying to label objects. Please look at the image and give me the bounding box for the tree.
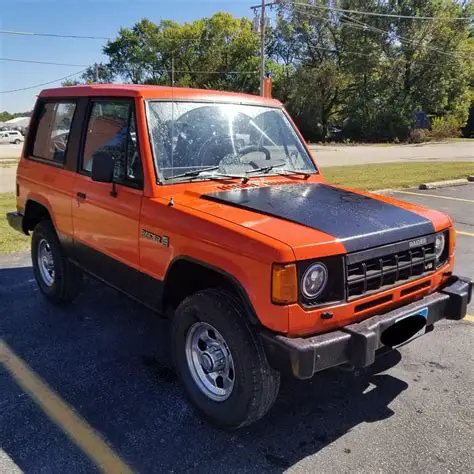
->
[270,0,474,141]
[101,14,262,93]
[0,110,32,122]
[62,63,115,87]
[62,3,474,141]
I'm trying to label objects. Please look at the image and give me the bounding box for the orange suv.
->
[7,85,472,429]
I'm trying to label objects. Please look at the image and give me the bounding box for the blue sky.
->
[1,0,255,113]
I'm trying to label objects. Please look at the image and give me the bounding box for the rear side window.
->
[32,102,76,163]
[82,100,143,187]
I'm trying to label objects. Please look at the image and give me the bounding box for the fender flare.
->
[163,255,260,326]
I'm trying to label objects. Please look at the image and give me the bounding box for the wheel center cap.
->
[201,353,214,372]
[200,346,226,373]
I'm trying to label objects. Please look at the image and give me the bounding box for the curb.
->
[419,178,471,190]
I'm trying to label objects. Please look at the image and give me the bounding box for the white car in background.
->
[0,131,24,145]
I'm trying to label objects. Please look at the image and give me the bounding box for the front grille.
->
[346,236,437,299]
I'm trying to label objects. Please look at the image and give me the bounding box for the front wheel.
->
[171,288,280,429]
[14,139,21,145]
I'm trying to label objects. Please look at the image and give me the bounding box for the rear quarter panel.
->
[17,159,75,238]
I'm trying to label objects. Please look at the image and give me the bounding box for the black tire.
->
[14,139,21,145]
[171,288,280,429]
[31,220,82,304]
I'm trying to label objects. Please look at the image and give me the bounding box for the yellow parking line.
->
[0,340,133,474]
[457,231,474,237]
[393,190,474,203]
[465,315,474,323]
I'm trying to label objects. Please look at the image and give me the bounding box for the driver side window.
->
[82,100,143,188]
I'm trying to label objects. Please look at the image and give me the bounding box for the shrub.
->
[430,116,462,140]
[409,128,430,144]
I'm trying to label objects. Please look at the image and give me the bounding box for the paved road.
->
[309,141,474,167]
[1,141,473,193]
[0,144,22,160]
[1,186,473,473]
[0,167,16,194]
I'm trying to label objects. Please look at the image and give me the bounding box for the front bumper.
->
[260,276,472,379]
[6,212,25,234]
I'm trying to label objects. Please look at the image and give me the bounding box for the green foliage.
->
[430,115,463,140]
[68,3,474,142]
[270,0,474,141]
[62,79,81,87]
[101,14,260,92]
[0,111,31,122]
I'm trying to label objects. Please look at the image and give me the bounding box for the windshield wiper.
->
[245,162,313,177]
[245,162,286,175]
[164,166,220,180]
[275,169,313,178]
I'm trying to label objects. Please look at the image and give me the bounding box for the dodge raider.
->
[7,85,472,429]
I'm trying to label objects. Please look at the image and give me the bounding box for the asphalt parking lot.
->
[1,185,473,473]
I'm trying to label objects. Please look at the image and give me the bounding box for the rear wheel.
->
[171,288,280,429]
[32,220,82,304]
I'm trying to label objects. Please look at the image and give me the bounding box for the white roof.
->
[4,117,30,127]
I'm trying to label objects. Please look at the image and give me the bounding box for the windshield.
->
[147,101,317,182]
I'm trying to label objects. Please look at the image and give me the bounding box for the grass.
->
[0,193,30,253]
[324,161,474,191]
[1,161,473,252]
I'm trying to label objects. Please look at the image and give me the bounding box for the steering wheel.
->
[237,145,271,160]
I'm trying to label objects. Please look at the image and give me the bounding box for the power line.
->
[306,43,457,66]
[293,6,473,59]
[289,1,473,21]
[171,69,258,74]
[0,69,87,94]
[0,68,258,94]
[0,29,248,43]
[1,57,89,67]
[339,12,473,58]
[0,29,110,40]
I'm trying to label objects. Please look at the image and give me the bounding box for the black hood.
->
[202,183,435,252]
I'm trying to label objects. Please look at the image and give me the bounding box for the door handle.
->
[77,192,86,201]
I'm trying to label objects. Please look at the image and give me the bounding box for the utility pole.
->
[251,2,277,96]
[95,63,99,83]
[259,0,266,96]
[171,56,175,87]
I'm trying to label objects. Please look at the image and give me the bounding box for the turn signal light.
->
[272,263,298,305]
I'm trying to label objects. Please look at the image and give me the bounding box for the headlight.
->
[301,263,328,299]
[435,233,446,260]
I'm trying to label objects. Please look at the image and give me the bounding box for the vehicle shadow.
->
[0,265,407,473]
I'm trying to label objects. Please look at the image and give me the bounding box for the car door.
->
[72,98,144,290]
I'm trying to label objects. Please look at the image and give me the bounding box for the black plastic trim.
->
[164,256,260,325]
[6,212,26,235]
[68,245,258,324]
[297,255,345,308]
[260,276,473,379]
[71,241,164,312]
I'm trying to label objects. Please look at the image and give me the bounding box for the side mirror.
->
[91,152,115,183]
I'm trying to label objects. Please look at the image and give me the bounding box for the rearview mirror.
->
[91,152,115,183]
